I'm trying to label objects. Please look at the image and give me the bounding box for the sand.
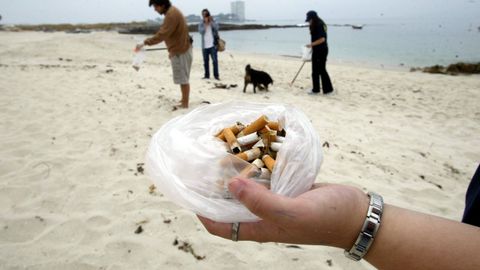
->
[0,31,479,270]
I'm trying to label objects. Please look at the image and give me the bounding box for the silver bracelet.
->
[344,192,384,261]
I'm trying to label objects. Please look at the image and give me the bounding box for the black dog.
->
[243,64,273,93]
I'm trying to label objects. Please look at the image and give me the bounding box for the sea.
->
[190,17,480,69]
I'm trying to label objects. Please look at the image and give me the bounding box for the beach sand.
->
[0,31,479,270]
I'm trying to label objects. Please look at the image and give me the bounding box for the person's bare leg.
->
[180,84,190,108]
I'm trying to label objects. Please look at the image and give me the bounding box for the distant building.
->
[230,1,245,22]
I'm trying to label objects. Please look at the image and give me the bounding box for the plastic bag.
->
[145,101,323,222]
[301,46,312,61]
[132,46,145,71]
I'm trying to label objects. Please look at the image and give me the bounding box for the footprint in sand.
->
[105,240,143,257]
[34,220,86,245]
[0,187,33,213]
[0,216,48,243]
[86,215,112,229]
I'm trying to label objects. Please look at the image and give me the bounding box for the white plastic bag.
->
[132,46,145,71]
[301,46,312,61]
[145,101,323,222]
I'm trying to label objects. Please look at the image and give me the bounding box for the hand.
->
[197,177,369,249]
[306,44,312,48]
[135,43,144,52]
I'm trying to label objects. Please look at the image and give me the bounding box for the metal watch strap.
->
[344,192,384,261]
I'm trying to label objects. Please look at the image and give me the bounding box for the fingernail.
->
[228,177,246,198]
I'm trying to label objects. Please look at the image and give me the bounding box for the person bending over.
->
[305,10,333,95]
[137,0,192,109]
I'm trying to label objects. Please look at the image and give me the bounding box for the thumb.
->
[228,177,297,223]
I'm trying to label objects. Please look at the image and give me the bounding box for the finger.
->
[197,215,232,238]
[228,177,298,224]
[197,215,286,243]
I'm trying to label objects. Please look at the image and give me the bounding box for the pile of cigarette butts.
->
[216,115,286,197]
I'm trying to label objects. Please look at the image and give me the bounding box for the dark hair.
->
[202,8,210,17]
[149,0,171,9]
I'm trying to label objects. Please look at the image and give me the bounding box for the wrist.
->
[344,192,384,261]
[317,188,370,250]
[337,192,371,250]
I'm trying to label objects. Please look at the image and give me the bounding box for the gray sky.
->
[0,0,479,24]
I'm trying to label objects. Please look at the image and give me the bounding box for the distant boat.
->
[351,24,364,30]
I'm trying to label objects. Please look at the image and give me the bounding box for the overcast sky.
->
[0,0,479,24]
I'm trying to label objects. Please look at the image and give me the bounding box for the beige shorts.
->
[170,47,193,85]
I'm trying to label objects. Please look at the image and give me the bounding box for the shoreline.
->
[0,28,477,74]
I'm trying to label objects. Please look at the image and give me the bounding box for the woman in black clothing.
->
[305,10,333,94]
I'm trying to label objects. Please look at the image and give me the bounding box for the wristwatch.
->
[344,192,384,261]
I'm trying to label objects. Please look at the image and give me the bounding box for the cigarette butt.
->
[259,168,272,179]
[260,126,277,143]
[260,132,277,150]
[223,184,234,199]
[276,136,286,143]
[270,142,282,152]
[215,179,233,199]
[252,158,265,169]
[269,132,277,143]
[239,165,260,178]
[262,154,276,172]
[237,133,260,146]
[236,148,262,162]
[216,124,245,141]
[267,121,281,131]
[252,139,265,149]
[223,128,241,154]
[259,125,272,134]
[238,115,269,137]
[242,141,258,150]
[216,122,245,136]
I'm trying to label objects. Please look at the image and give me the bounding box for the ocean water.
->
[191,18,480,69]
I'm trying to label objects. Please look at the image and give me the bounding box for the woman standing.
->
[198,9,220,80]
[305,10,333,94]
